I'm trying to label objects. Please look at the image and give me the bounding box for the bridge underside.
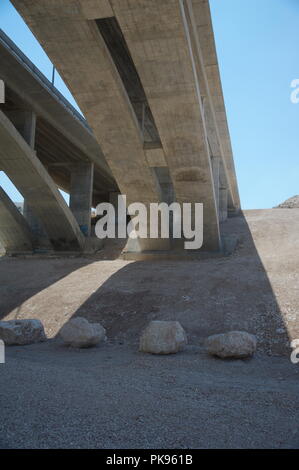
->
[9,0,240,254]
[0,110,85,252]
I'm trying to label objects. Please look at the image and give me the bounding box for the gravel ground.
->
[1,210,299,354]
[1,209,299,449]
[0,341,298,449]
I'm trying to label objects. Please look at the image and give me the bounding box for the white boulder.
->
[0,319,46,345]
[59,317,106,348]
[140,321,187,355]
[206,331,257,358]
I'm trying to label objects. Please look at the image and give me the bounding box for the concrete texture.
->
[70,162,94,236]
[111,0,221,250]
[0,187,33,253]
[192,0,240,211]
[11,0,240,252]
[0,29,116,204]
[0,110,85,251]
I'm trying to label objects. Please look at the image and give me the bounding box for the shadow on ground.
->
[65,211,291,355]
[0,210,296,353]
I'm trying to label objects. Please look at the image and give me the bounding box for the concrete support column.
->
[70,162,94,236]
[211,157,220,215]
[23,200,50,248]
[5,110,36,148]
[11,110,48,244]
[219,188,228,222]
[0,187,33,253]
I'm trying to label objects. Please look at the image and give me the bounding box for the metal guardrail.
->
[0,28,92,133]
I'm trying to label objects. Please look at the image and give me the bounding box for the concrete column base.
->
[70,162,94,237]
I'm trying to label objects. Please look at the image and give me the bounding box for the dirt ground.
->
[0,209,299,448]
[0,342,298,449]
[1,209,298,353]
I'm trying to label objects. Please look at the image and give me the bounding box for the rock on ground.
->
[59,317,106,348]
[140,320,187,355]
[0,319,46,345]
[206,331,257,358]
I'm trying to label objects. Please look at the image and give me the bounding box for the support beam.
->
[10,0,171,252]
[5,110,36,148]
[8,109,51,247]
[23,200,51,249]
[0,110,85,251]
[70,162,94,236]
[0,186,33,253]
[111,0,221,250]
[191,0,240,211]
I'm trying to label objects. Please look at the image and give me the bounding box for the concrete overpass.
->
[8,0,240,254]
[0,28,118,253]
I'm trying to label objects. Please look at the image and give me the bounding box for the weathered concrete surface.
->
[0,29,116,204]
[192,0,240,212]
[10,1,162,206]
[111,0,221,250]
[0,186,33,253]
[10,0,240,252]
[70,162,94,236]
[0,110,85,251]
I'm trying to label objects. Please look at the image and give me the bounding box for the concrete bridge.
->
[0,28,117,253]
[4,0,240,255]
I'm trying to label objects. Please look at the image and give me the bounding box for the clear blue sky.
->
[0,0,298,209]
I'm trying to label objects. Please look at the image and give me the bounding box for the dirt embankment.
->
[0,209,299,355]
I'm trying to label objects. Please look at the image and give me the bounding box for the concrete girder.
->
[0,110,85,251]
[10,0,174,251]
[11,0,241,252]
[110,0,221,250]
[0,186,33,253]
[191,0,240,211]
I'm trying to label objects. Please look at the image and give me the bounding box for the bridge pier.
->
[10,0,241,255]
[0,110,85,251]
[0,187,33,253]
[70,162,94,237]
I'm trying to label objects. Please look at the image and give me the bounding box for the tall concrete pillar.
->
[70,162,94,236]
[0,110,85,251]
[211,157,220,215]
[0,186,33,253]
[10,110,49,243]
[23,200,51,249]
[5,110,36,148]
[219,188,228,222]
